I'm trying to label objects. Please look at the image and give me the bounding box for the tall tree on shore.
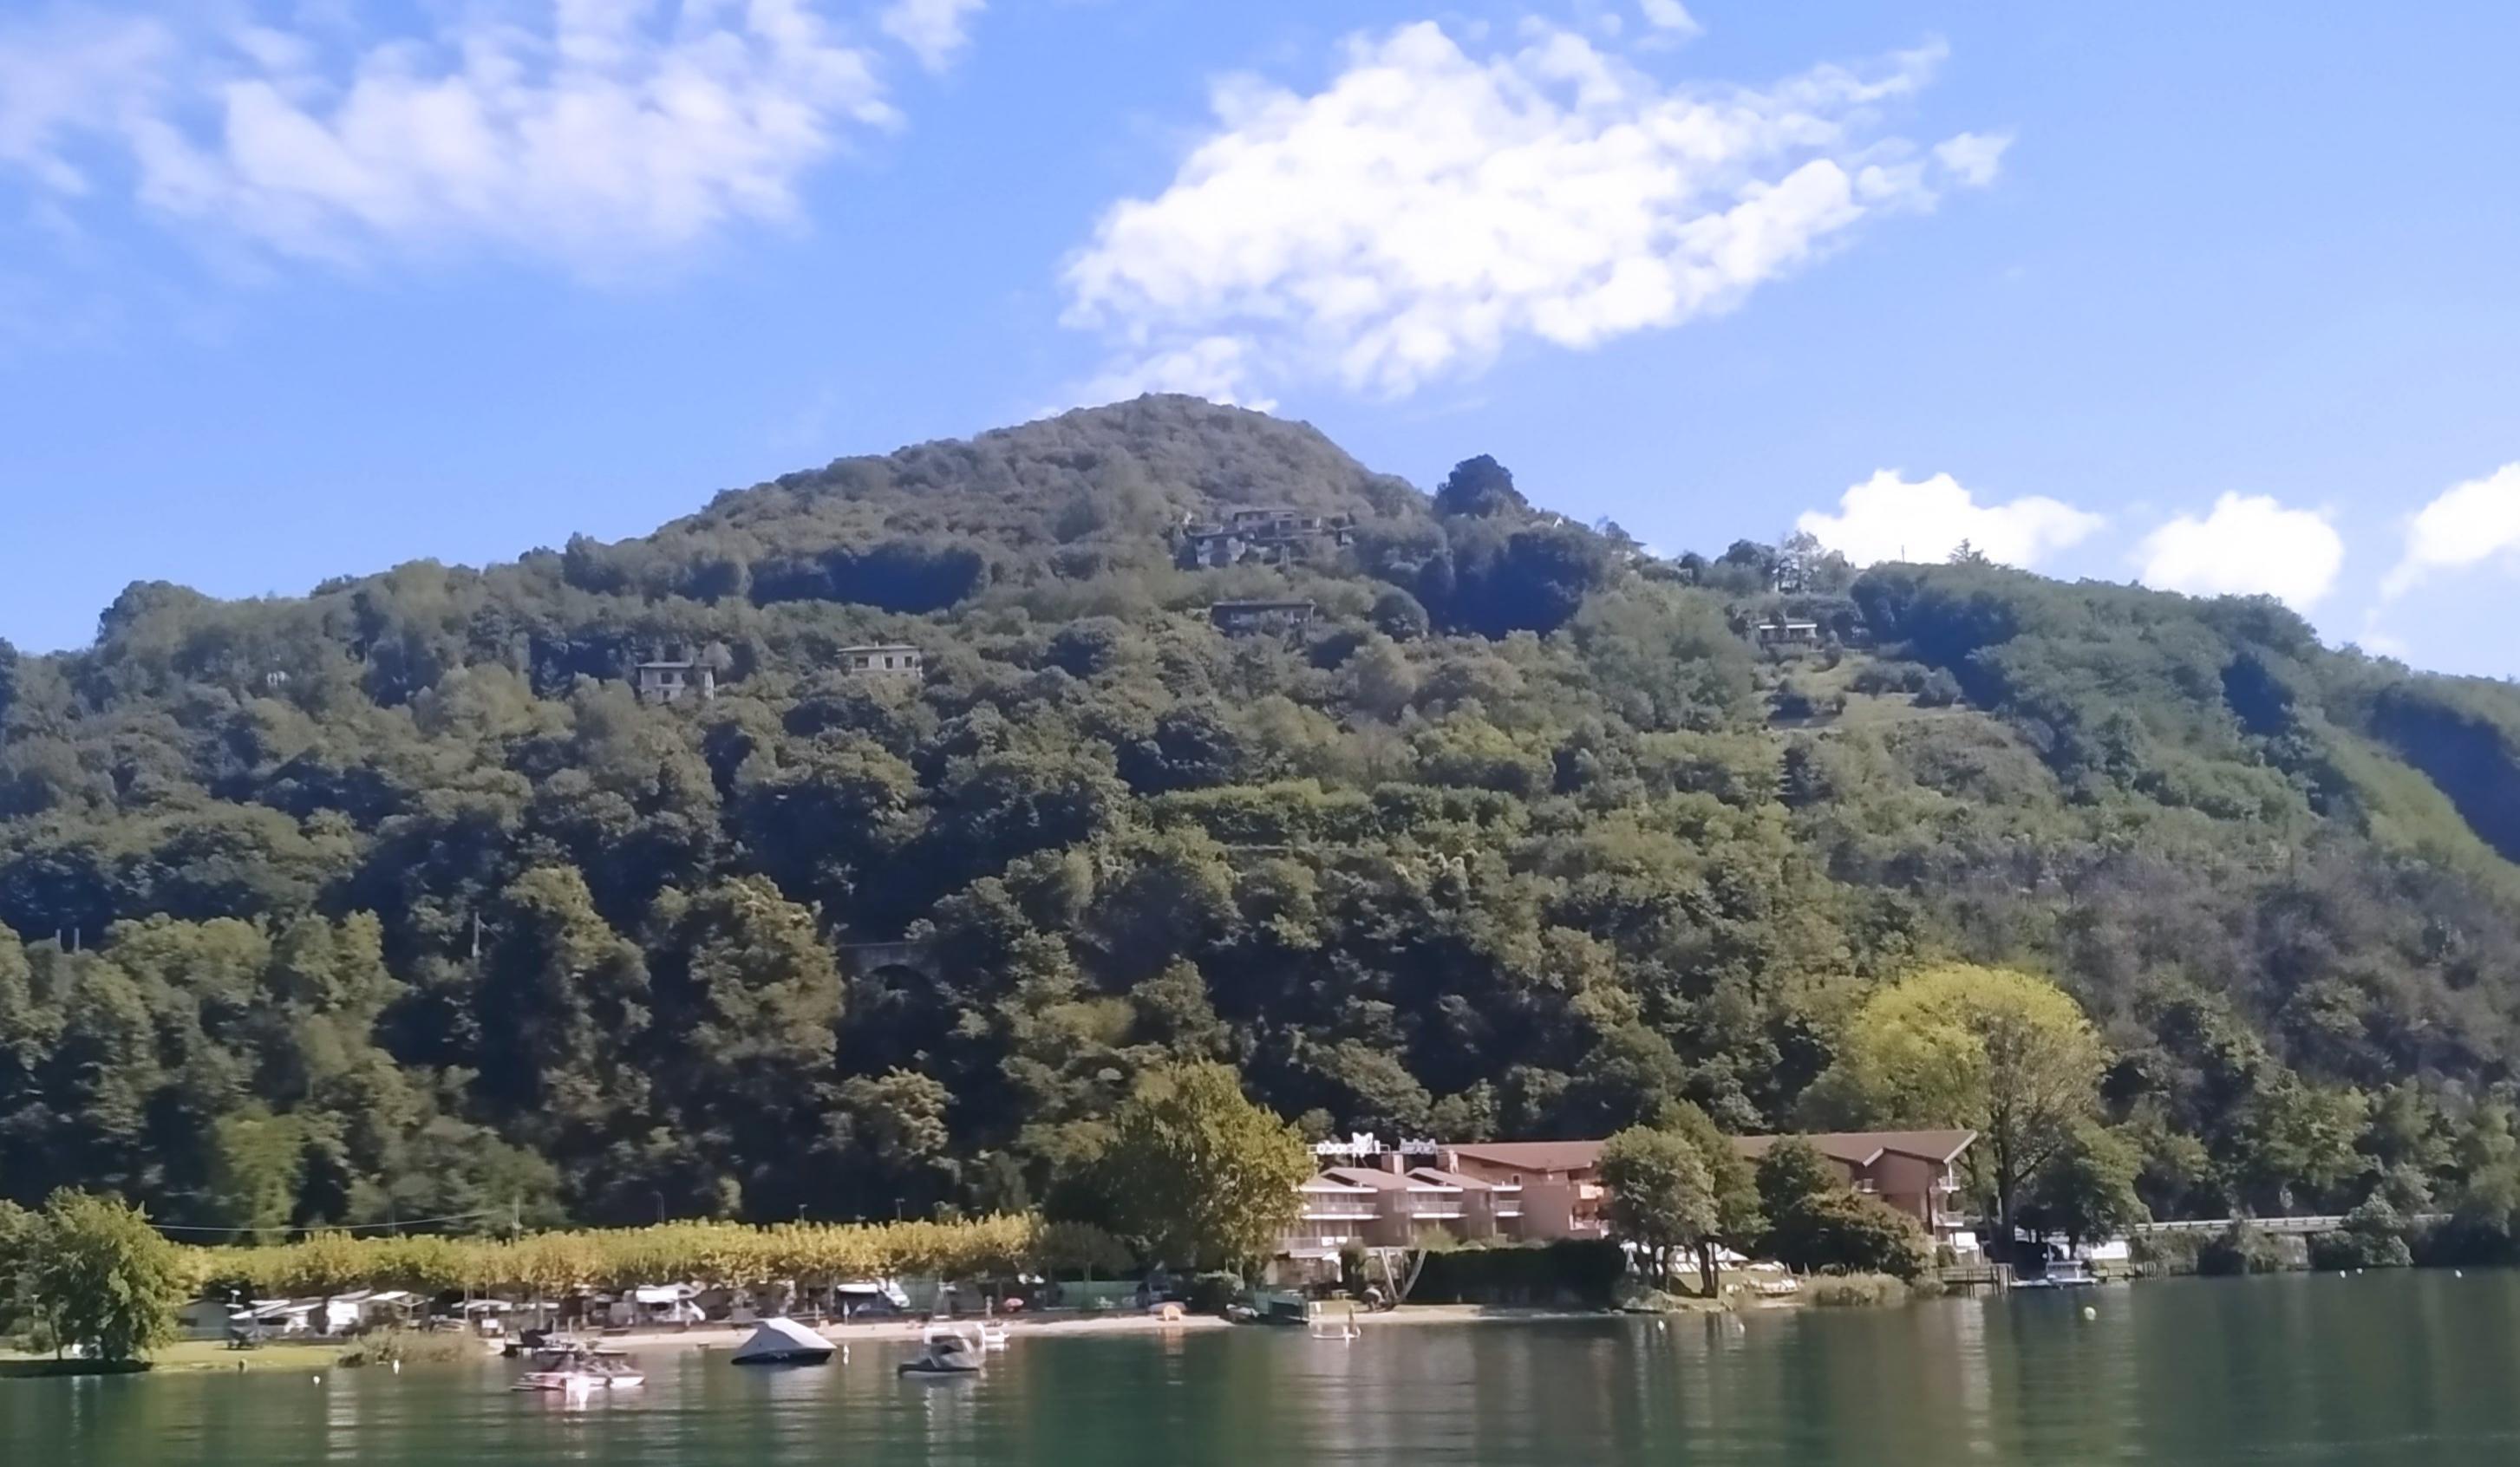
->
[2024,1124,2148,1252]
[1600,1126,1716,1293]
[1069,1062,1311,1274]
[26,1191,186,1362]
[1817,964,2105,1262]
[1754,1138,1929,1280]
[1665,1102,1764,1296]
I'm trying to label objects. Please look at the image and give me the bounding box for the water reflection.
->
[17,1280,2520,1465]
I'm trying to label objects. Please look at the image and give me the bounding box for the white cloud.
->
[2133,492,2344,610]
[1639,1,1703,38]
[0,2,930,275]
[1061,23,2003,404]
[1932,130,2010,187]
[879,0,984,73]
[1798,470,2101,568]
[2385,461,2520,597]
[0,11,174,194]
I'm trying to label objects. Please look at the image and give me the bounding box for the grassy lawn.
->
[152,1340,347,1372]
[0,1340,347,1376]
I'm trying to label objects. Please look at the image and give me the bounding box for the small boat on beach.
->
[899,1327,983,1378]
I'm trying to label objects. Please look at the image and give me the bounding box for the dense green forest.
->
[10,394,2520,1237]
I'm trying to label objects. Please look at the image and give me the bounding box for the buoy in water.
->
[2458,1270,2467,1279]
[2081,1307,2097,1321]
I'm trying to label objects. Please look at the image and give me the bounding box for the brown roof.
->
[1446,1140,1605,1175]
[1404,1167,1491,1191]
[1733,1131,1976,1166]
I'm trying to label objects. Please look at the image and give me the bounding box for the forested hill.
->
[10,393,2520,1232]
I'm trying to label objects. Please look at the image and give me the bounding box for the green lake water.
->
[10,1274,2520,1464]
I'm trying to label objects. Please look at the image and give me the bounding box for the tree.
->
[1820,964,2104,1262]
[25,1191,186,1361]
[1433,455,1527,518]
[0,1198,32,1335]
[1665,1103,1762,1295]
[1068,1062,1310,1273]
[1753,1139,1929,1279]
[2024,1124,2148,1252]
[1599,1126,1715,1292]
[1369,588,1430,642]
[205,1108,304,1236]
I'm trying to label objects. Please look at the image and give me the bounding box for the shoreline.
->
[521,1302,1666,1356]
[5,1302,1778,1379]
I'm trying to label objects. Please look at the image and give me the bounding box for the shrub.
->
[2411,1216,2520,1268]
[2197,1220,2301,1276]
[1805,1273,1909,1307]
[2307,1198,2413,1270]
[336,1331,479,1368]
[1849,662,1930,695]
[2129,1230,2204,1276]
[1185,1271,1246,1315]
[1761,1174,1931,1281]
[1411,1240,1626,1307]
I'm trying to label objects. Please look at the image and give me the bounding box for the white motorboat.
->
[978,1320,1011,1351]
[512,1346,643,1392]
[899,1327,983,1378]
[2015,1259,2101,1290]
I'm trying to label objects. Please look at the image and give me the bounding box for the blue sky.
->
[4,2,2520,675]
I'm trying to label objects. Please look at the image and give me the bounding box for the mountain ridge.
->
[3,394,2520,1232]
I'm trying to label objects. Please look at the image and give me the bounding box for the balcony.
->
[1302,1208,1380,1222]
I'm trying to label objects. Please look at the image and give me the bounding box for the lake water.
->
[10,1275,2520,1464]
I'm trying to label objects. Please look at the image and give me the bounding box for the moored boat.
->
[512,1346,643,1392]
[899,1327,983,1377]
[729,1317,837,1366]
